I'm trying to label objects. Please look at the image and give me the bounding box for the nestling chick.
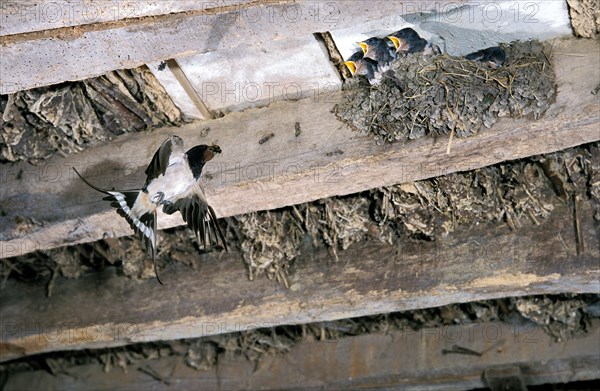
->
[387,28,428,54]
[358,37,397,70]
[344,51,384,85]
[465,46,506,69]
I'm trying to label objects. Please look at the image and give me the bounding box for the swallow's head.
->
[360,38,387,59]
[466,47,505,69]
[344,61,357,75]
[387,36,409,52]
[345,51,365,75]
[392,28,421,41]
[486,47,506,68]
[354,58,370,76]
[208,144,222,155]
[187,144,222,179]
[348,51,364,62]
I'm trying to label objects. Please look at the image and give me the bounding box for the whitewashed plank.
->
[0,1,461,94]
[0,0,254,36]
[147,61,205,120]
[331,0,572,60]
[176,36,341,113]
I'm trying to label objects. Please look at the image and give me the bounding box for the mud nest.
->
[0,68,185,163]
[335,40,555,144]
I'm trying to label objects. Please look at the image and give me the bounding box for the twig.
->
[573,194,584,256]
[138,365,171,385]
[440,81,457,154]
[46,264,59,298]
[442,345,482,357]
[553,52,586,57]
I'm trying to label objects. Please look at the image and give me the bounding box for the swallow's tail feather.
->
[73,168,162,284]
[106,192,160,284]
[73,168,143,222]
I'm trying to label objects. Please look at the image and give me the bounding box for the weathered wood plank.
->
[0,38,598,258]
[0,197,598,362]
[0,0,256,36]
[4,320,600,390]
[175,35,342,113]
[147,61,207,120]
[0,1,463,94]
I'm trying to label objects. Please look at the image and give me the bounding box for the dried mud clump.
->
[0,68,184,163]
[231,144,596,281]
[235,210,305,286]
[335,41,555,144]
[589,145,600,219]
[0,227,213,294]
[515,295,595,342]
[234,198,372,285]
[567,0,600,39]
[372,158,559,238]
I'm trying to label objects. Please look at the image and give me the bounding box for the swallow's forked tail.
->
[72,168,162,284]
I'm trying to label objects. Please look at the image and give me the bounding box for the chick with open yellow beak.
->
[357,37,396,68]
[387,27,428,54]
[344,51,383,85]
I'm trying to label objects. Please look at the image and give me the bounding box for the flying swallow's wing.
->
[73,168,162,284]
[144,135,186,186]
[164,183,227,251]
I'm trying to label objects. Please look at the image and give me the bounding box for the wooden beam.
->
[4,320,600,390]
[0,38,598,259]
[0,197,598,363]
[0,1,462,94]
[0,1,255,36]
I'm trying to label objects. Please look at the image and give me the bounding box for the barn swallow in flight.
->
[73,135,227,284]
[344,51,383,85]
[465,46,506,69]
[358,37,397,71]
[387,28,428,54]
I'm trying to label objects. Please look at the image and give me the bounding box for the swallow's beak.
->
[387,36,400,50]
[209,145,222,154]
[344,61,357,75]
[486,61,500,69]
[358,42,368,55]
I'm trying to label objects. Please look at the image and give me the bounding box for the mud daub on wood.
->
[231,143,597,285]
[0,294,597,377]
[335,40,555,145]
[1,143,597,287]
[0,68,185,163]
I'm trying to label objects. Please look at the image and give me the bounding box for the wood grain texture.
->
[4,320,600,390]
[0,38,598,259]
[0,1,461,93]
[0,0,256,36]
[0,198,598,362]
